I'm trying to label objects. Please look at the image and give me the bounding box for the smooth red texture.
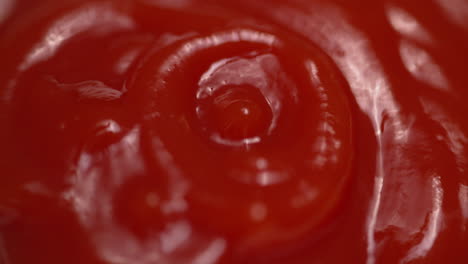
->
[0,0,467,264]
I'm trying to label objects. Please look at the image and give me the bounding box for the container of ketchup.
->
[0,0,467,263]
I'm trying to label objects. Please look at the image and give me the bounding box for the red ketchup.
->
[1,0,467,263]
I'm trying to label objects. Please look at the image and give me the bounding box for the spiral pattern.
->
[126,24,352,250]
[1,0,468,264]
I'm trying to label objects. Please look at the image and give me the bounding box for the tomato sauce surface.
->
[1,0,468,263]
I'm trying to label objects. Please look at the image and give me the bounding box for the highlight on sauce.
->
[0,0,467,263]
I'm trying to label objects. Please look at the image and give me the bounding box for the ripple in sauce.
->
[0,0,467,263]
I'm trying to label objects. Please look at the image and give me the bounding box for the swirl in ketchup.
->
[0,0,467,263]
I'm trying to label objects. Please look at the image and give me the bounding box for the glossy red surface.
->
[1,0,468,263]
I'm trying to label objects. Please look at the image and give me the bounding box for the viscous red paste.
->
[1,0,468,263]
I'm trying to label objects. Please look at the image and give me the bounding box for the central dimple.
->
[195,54,284,144]
[202,84,273,141]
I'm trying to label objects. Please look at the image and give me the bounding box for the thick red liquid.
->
[1,0,467,263]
